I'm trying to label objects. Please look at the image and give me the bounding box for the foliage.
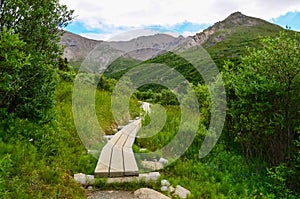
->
[223,31,300,194]
[0,29,57,120]
[0,0,73,120]
[0,0,73,59]
[205,23,282,69]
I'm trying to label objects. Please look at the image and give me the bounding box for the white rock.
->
[103,135,114,141]
[139,148,147,152]
[142,160,163,170]
[168,186,175,193]
[134,188,171,199]
[86,175,95,185]
[146,172,160,182]
[87,150,99,155]
[161,179,170,187]
[161,186,168,192]
[87,186,93,191]
[106,176,139,184]
[112,128,118,133]
[74,173,94,186]
[174,185,191,199]
[159,157,169,164]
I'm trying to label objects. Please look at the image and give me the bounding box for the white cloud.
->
[108,29,161,41]
[79,33,112,41]
[80,29,180,41]
[60,0,300,40]
[60,0,300,27]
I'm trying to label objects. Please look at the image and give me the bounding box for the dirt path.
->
[87,190,134,199]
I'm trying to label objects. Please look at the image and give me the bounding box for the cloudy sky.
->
[60,0,300,41]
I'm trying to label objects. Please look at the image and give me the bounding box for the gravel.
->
[87,190,134,199]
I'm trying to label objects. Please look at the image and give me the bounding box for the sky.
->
[60,0,300,41]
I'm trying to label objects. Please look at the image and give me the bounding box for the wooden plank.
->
[109,131,123,144]
[114,133,128,148]
[109,146,124,177]
[95,118,142,178]
[94,142,113,177]
[123,147,139,176]
[124,125,139,148]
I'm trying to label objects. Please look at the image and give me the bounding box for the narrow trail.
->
[87,190,134,199]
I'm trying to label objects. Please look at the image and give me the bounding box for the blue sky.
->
[60,0,300,41]
[271,11,300,30]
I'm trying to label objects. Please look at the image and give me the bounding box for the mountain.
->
[192,12,282,47]
[196,12,283,67]
[59,31,190,69]
[59,31,102,68]
[60,12,285,74]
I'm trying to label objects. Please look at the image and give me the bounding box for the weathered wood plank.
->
[109,145,124,177]
[94,142,113,177]
[95,119,142,177]
[123,147,139,176]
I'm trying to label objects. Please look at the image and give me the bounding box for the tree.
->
[0,0,73,120]
[0,0,73,60]
[223,31,300,169]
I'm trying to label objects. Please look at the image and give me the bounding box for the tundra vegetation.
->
[0,1,299,198]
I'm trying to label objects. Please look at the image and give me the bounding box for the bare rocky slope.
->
[60,31,190,64]
[192,11,282,47]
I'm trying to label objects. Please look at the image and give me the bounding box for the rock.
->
[106,172,160,184]
[139,148,148,152]
[74,173,94,186]
[134,188,171,199]
[145,172,160,182]
[103,135,114,141]
[168,186,175,193]
[86,175,95,185]
[87,186,93,191]
[161,179,170,187]
[112,128,118,133]
[174,185,191,199]
[87,150,99,156]
[142,160,163,170]
[106,176,140,184]
[161,186,168,192]
[129,120,134,123]
[159,157,169,164]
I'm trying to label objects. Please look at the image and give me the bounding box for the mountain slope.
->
[103,12,285,79]
[198,12,283,67]
[60,12,286,77]
[59,31,102,68]
[60,32,189,70]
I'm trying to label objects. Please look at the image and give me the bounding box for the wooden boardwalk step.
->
[94,119,141,177]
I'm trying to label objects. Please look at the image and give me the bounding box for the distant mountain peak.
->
[222,11,260,27]
[192,12,277,46]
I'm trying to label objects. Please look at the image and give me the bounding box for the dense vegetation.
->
[97,30,300,198]
[1,1,299,198]
[0,1,90,198]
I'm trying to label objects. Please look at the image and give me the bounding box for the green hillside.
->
[204,21,283,67]
[104,13,284,81]
[103,56,141,79]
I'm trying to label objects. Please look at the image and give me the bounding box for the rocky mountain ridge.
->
[60,12,282,66]
[192,12,282,46]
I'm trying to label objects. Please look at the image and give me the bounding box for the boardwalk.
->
[94,119,141,177]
